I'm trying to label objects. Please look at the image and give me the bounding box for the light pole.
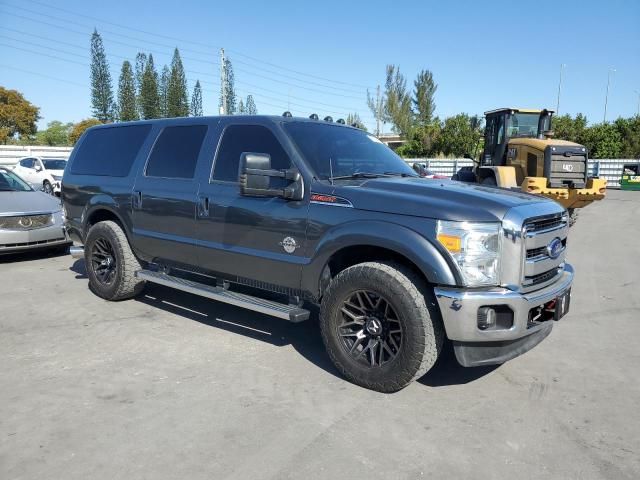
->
[635,90,640,117]
[603,68,616,123]
[556,63,566,114]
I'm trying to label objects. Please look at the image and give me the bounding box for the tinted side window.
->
[70,125,152,177]
[20,158,35,168]
[146,125,208,179]
[212,125,290,182]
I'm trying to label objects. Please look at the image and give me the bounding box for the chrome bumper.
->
[434,263,574,343]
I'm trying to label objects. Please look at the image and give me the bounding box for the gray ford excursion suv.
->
[62,115,573,392]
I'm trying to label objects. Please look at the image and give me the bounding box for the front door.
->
[131,123,210,266]
[196,121,308,293]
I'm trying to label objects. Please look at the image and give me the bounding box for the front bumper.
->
[0,222,70,254]
[434,263,574,366]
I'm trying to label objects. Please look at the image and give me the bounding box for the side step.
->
[136,270,310,322]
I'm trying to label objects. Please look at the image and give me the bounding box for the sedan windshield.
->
[42,159,67,170]
[0,169,33,192]
[283,122,417,181]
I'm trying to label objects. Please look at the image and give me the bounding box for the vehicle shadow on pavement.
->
[69,259,497,388]
[418,342,499,387]
[0,247,70,264]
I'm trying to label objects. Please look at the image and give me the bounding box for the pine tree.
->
[238,99,245,114]
[134,52,147,116]
[413,69,437,126]
[159,65,170,118]
[117,60,138,121]
[190,80,203,116]
[90,29,114,122]
[139,54,160,119]
[167,48,189,117]
[245,94,257,115]
[219,57,237,114]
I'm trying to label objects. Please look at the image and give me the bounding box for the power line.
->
[0,7,369,102]
[6,0,373,93]
[0,34,374,119]
[0,39,373,120]
[24,0,374,90]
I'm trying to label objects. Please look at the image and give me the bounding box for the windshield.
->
[508,113,550,138]
[42,159,67,170]
[283,122,416,180]
[0,169,33,192]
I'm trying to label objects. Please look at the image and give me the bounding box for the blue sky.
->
[1,0,639,132]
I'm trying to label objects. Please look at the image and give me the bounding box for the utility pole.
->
[375,85,381,137]
[635,90,640,117]
[219,48,226,115]
[556,63,566,115]
[603,68,615,123]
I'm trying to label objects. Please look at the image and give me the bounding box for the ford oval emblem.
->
[547,237,563,259]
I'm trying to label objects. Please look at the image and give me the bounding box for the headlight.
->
[437,220,501,287]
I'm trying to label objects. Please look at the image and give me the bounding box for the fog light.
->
[477,305,514,331]
[477,307,497,330]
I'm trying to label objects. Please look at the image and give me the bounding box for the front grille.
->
[526,246,547,259]
[0,214,54,230]
[524,213,567,233]
[0,237,66,249]
[549,153,587,185]
[524,267,561,287]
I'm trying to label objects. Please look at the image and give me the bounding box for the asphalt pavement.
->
[1,189,639,479]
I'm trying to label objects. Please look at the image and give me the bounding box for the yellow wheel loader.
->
[455,108,606,224]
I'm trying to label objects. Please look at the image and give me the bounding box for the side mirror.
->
[34,165,42,172]
[238,152,303,201]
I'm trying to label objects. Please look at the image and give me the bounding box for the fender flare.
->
[301,220,459,298]
[81,195,132,242]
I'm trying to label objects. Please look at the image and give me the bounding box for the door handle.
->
[132,190,142,209]
[199,196,210,216]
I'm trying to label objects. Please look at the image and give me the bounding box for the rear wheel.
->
[84,221,145,300]
[320,261,443,393]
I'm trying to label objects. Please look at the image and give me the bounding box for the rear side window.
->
[212,125,290,182]
[145,125,208,179]
[70,125,152,177]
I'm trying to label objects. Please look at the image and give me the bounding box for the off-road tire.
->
[320,261,444,393]
[85,220,145,301]
[568,208,579,227]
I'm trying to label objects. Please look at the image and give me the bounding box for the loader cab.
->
[482,108,553,167]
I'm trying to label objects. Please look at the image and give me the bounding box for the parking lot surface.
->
[1,190,639,480]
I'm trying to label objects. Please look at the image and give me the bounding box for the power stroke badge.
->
[279,237,299,254]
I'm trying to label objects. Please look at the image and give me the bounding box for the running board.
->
[135,270,310,322]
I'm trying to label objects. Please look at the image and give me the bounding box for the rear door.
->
[195,120,309,292]
[131,122,213,266]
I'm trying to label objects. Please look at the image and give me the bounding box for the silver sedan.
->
[0,167,70,255]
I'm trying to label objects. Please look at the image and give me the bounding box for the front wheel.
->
[84,220,145,300]
[320,262,444,393]
[43,180,53,195]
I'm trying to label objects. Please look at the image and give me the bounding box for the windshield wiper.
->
[383,171,418,177]
[329,172,391,181]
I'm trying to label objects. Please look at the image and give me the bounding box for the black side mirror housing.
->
[239,152,304,201]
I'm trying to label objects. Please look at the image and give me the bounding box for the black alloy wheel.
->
[337,290,403,367]
[90,236,117,285]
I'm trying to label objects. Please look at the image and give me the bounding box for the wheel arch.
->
[302,221,459,301]
[82,199,132,244]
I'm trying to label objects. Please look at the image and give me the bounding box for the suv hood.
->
[334,177,551,222]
